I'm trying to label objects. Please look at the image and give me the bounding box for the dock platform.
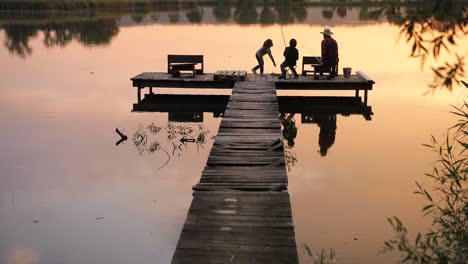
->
[131,71,375,104]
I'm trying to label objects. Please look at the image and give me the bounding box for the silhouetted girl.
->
[252,39,276,75]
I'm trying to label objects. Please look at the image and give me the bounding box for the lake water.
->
[0,4,466,264]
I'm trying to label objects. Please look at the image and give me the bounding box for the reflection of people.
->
[316,113,337,156]
[279,38,299,79]
[252,39,276,75]
[280,113,298,148]
[320,28,339,79]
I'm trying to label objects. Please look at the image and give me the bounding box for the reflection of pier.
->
[134,94,373,157]
[130,71,374,264]
[133,94,373,121]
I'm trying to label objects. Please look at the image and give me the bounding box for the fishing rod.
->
[280,25,287,47]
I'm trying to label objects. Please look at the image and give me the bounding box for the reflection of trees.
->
[337,6,347,18]
[186,7,203,23]
[274,0,295,24]
[292,4,307,23]
[234,0,258,25]
[131,13,145,23]
[43,25,73,47]
[259,5,276,25]
[322,8,334,20]
[2,25,37,57]
[71,19,119,46]
[2,18,119,56]
[213,0,232,23]
[169,12,180,23]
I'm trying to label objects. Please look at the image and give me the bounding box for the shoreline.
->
[0,0,441,12]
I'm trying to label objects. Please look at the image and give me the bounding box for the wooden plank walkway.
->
[171,81,298,264]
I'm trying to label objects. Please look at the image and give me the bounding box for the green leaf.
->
[422,204,434,212]
[303,244,313,256]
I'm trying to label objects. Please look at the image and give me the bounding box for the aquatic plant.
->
[304,245,337,264]
[384,101,468,263]
[131,122,211,169]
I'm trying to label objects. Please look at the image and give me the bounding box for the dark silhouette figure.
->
[252,39,276,75]
[315,113,337,156]
[320,27,339,79]
[279,38,299,79]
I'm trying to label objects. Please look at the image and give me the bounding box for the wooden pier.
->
[171,81,297,264]
[130,70,375,264]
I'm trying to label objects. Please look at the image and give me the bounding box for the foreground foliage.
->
[385,101,468,263]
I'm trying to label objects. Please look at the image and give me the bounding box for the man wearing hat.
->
[320,28,339,79]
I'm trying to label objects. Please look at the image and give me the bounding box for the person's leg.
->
[258,56,265,74]
[328,58,338,78]
[280,61,286,78]
[252,55,262,73]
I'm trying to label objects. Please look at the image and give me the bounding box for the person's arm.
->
[321,40,327,62]
[267,49,276,67]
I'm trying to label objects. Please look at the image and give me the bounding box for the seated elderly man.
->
[320,28,339,79]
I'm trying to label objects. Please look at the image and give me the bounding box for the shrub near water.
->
[385,102,468,263]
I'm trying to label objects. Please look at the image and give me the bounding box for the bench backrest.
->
[168,55,204,74]
[302,56,322,65]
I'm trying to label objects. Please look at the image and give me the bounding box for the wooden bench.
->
[168,55,204,77]
[302,56,322,76]
[302,56,338,79]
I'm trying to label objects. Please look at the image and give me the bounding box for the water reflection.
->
[4,1,463,60]
[133,93,373,165]
[305,113,337,157]
[6,247,39,264]
[2,18,119,57]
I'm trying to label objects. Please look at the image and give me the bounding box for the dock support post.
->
[355,90,359,97]
[149,87,153,94]
[137,87,143,103]
[364,90,368,105]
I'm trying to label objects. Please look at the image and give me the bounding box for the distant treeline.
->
[0,0,451,12]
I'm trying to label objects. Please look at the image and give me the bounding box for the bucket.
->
[343,67,352,78]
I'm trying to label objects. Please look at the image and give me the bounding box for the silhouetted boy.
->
[279,38,299,79]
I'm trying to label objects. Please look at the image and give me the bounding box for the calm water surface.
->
[1,7,466,264]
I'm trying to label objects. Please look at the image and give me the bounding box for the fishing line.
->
[301,45,314,55]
